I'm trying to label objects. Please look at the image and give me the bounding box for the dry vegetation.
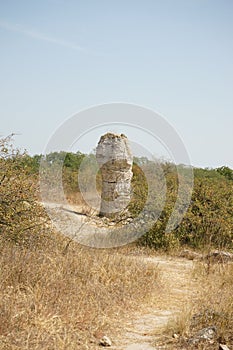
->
[1,136,233,349]
[0,136,160,349]
[0,233,159,350]
[165,259,233,349]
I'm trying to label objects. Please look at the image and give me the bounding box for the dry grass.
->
[190,261,233,345]
[0,232,159,350]
[166,259,233,349]
[66,192,100,216]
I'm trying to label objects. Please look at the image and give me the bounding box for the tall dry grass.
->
[0,232,158,350]
[167,260,233,349]
[189,261,233,346]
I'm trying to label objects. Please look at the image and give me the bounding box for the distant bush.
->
[128,162,148,217]
[137,163,233,251]
[3,144,232,251]
[137,163,180,250]
[177,174,233,249]
[216,165,233,181]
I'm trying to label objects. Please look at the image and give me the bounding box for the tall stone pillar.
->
[96,133,133,218]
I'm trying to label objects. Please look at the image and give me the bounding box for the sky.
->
[0,0,233,168]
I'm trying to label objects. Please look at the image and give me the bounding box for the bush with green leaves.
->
[137,163,233,250]
[3,140,232,251]
[216,165,233,181]
[0,136,50,246]
[176,173,233,249]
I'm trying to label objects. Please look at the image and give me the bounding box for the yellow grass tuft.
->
[165,259,233,349]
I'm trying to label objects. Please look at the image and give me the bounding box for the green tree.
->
[216,166,233,181]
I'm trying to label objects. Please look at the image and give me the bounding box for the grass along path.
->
[110,255,197,350]
[42,202,198,349]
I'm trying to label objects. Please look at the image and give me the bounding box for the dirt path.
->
[111,255,196,350]
[42,202,197,349]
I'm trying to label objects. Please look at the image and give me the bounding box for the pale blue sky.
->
[1,0,233,168]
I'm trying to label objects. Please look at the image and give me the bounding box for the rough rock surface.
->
[99,335,112,347]
[188,326,217,344]
[96,133,133,218]
[219,344,230,350]
[204,250,233,263]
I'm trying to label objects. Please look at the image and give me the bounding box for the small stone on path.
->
[99,335,112,347]
[219,344,230,350]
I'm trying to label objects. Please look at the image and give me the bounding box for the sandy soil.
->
[110,255,196,349]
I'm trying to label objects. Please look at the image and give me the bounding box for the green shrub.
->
[128,162,148,217]
[176,175,233,249]
[4,142,232,252]
[137,163,233,251]
[0,136,50,247]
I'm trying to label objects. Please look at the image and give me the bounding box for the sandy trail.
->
[111,255,196,350]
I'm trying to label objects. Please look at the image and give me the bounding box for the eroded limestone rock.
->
[96,133,133,218]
